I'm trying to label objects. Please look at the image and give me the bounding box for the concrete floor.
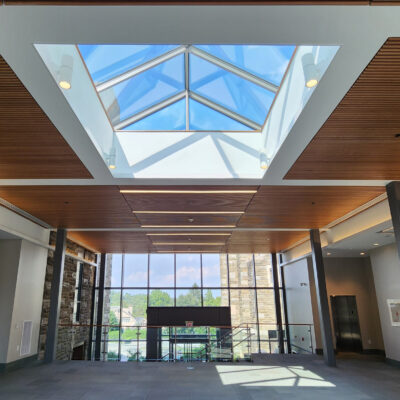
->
[0,355,399,399]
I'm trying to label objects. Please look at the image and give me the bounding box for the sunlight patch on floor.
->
[215,365,336,387]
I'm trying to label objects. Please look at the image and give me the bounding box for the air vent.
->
[20,321,33,356]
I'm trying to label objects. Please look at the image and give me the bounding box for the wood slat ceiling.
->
[68,231,155,254]
[0,56,92,179]
[286,37,400,180]
[0,186,139,228]
[240,186,384,228]
[0,185,384,253]
[3,1,394,5]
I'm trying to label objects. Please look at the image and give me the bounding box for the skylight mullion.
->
[97,46,186,93]
[114,91,186,130]
[189,46,279,93]
[184,47,190,131]
[189,92,261,131]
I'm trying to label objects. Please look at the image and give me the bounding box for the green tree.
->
[149,289,173,306]
[109,310,119,330]
[176,283,201,306]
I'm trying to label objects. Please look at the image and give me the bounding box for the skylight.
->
[78,44,295,132]
[36,43,339,179]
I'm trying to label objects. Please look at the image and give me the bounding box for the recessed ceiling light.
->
[58,80,71,90]
[360,252,365,256]
[327,252,331,256]
[373,243,379,246]
[302,53,319,89]
[58,54,73,90]
[142,225,236,228]
[133,211,243,214]
[146,233,232,236]
[109,164,116,170]
[120,190,257,194]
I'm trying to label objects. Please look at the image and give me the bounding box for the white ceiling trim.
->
[0,5,399,186]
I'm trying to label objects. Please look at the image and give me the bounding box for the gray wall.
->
[370,243,400,362]
[284,256,384,353]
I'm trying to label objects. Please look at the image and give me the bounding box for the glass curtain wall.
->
[96,253,283,361]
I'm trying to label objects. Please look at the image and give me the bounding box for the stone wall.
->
[220,254,277,354]
[39,232,97,360]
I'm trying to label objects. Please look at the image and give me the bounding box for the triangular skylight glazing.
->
[78,44,295,132]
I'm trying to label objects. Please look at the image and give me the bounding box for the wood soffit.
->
[0,185,385,253]
[286,37,400,180]
[0,56,92,179]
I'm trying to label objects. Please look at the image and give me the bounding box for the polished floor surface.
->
[0,354,399,399]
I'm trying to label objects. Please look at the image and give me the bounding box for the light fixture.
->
[157,251,220,253]
[120,190,257,194]
[142,225,236,228]
[327,252,331,256]
[373,243,379,246]
[133,211,243,214]
[153,242,225,246]
[146,233,232,236]
[360,252,365,256]
[106,147,116,170]
[302,53,319,88]
[259,151,269,170]
[58,54,73,90]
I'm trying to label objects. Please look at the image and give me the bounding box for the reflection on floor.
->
[0,354,399,399]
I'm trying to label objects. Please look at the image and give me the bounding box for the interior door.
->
[331,295,363,352]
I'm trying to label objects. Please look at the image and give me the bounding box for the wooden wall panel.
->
[0,56,91,179]
[0,186,139,228]
[240,186,384,228]
[286,38,400,180]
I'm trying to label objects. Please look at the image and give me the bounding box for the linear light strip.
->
[153,242,226,245]
[146,233,232,236]
[157,251,221,253]
[120,190,257,194]
[133,210,243,214]
[142,225,236,228]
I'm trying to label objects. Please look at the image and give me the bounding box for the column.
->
[386,182,400,260]
[271,253,284,354]
[44,228,67,363]
[309,229,336,367]
[94,253,106,361]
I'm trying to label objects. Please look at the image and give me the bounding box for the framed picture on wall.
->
[387,299,400,327]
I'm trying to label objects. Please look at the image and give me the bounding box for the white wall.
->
[284,257,316,354]
[370,243,400,362]
[6,240,48,363]
[0,240,22,363]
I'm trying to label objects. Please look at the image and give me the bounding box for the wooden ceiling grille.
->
[0,56,92,179]
[286,38,400,180]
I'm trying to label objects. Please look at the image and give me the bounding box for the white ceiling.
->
[323,221,395,258]
[0,5,399,186]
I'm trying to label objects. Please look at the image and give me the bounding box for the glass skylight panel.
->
[100,54,184,126]
[78,44,179,84]
[124,98,186,131]
[189,99,251,131]
[190,54,275,126]
[195,45,295,86]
